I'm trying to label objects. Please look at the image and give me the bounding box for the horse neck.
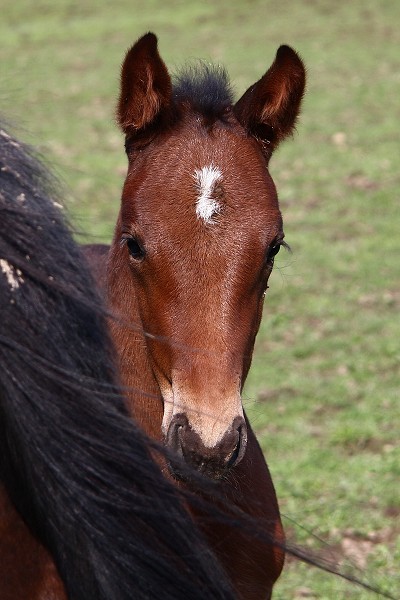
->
[107,259,164,441]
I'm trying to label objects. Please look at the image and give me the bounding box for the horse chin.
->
[167,459,229,483]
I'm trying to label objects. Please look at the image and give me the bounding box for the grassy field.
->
[2,1,399,597]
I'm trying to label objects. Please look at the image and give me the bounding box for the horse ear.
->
[117,32,172,134]
[234,45,306,149]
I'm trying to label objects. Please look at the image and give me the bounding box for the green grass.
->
[2,1,399,597]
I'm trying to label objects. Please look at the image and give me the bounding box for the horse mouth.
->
[166,433,246,483]
[167,456,229,483]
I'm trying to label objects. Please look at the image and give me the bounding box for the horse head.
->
[110,33,305,479]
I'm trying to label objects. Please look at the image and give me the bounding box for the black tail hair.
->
[0,124,235,600]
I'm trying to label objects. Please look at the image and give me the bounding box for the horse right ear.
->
[117,33,172,135]
[234,45,306,150]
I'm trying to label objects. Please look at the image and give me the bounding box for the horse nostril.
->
[225,422,245,468]
[166,414,188,458]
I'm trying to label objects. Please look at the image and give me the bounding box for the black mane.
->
[173,62,234,119]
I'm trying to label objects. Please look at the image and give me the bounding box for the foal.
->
[85,33,306,599]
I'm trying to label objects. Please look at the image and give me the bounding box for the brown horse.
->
[86,33,306,599]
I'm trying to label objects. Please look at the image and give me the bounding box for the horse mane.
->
[0,124,235,600]
[172,62,234,119]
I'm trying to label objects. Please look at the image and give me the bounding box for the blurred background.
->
[2,1,399,597]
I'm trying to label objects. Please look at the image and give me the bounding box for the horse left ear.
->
[234,45,306,149]
[117,32,172,135]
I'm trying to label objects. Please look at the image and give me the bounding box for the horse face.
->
[113,33,305,478]
[120,125,282,476]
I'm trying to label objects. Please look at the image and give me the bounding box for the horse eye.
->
[126,237,145,260]
[267,243,281,262]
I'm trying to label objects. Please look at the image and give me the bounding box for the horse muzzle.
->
[165,413,247,480]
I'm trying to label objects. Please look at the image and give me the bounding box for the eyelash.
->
[266,239,290,263]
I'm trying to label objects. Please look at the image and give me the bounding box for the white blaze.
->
[193,164,223,224]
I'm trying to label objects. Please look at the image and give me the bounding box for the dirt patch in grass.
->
[257,387,298,403]
[384,505,400,519]
[345,172,381,192]
[286,524,399,569]
[338,527,398,568]
[342,436,389,455]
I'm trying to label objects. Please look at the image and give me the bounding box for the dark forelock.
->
[172,62,234,119]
